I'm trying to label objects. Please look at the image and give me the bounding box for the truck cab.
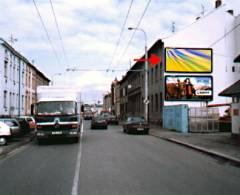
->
[35,86,81,144]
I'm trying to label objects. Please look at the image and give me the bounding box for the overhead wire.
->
[113,0,152,71]
[49,0,69,66]
[32,0,62,67]
[209,22,240,47]
[107,0,134,73]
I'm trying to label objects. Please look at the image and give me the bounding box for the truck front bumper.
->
[36,130,80,139]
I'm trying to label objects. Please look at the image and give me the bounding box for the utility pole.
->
[128,27,149,122]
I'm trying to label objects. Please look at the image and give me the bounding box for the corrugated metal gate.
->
[163,105,188,133]
[189,107,219,133]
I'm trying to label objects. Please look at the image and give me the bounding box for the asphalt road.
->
[0,120,240,195]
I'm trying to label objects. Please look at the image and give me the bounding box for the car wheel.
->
[145,130,149,135]
[73,137,79,143]
[37,138,45,145]
[0,137,7,146]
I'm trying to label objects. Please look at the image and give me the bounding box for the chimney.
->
[227,10,234,15]
[215,0,222,8]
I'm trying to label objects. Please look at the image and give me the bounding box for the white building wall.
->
[0,42,26,116]
[163,5,240,115]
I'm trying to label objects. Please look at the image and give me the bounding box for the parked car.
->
[0,118,21,137]
[123,116,149,134]
[17,116,36,132]
[107,114,119,125]
[16,117,30,134]
[91,115,108,129]
[0,121,11,145]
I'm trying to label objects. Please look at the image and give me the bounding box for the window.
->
[10,63,12,80]
[22,70,24,85]
[9,92,12,109]
[13,65,16,83]
[159,92,163,112]
[232,66,235,72]
[151,68,154,85]
[151,95,154,112]
[13,93,15,109]
[4,61,8,78]
[4,91,7,109]
[155,93,158,112]
[155,65,158,83]
[22,95,24,110]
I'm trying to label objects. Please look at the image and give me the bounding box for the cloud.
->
[1,0,240,103]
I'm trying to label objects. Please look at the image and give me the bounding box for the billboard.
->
[165,48,212,73]
[165,76,213,101]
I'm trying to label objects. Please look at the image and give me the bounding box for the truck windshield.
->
[37,101,76,115]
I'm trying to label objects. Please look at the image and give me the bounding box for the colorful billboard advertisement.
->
[165,76,213,101]
[165,48,212,73]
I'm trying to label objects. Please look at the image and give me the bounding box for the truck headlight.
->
[37,132,45,136]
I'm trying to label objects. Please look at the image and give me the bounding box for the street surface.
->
[0,120,239,195]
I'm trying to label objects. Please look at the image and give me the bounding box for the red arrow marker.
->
[134,54,161,67]
[149,54,161,67]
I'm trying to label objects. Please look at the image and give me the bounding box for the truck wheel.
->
[73,137,79,143]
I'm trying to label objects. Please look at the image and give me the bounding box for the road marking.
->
[71,121,84,195]
[0,144,30,165]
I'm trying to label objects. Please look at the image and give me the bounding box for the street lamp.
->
[51,73,62,85]
[128,27,148,122]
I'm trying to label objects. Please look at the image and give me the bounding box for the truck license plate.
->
[52,131,62,135]
[137,128,144,131]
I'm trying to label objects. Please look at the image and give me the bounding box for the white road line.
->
[71,121,84,195]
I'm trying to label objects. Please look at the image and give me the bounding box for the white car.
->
[0,121,11,146]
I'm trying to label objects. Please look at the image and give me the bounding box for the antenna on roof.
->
[201,4,205,16]
[9,34,18,46]
[172,22,175,33]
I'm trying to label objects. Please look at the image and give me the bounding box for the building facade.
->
[111,78,121,118]
[0,38,50,116]
[103,93,112,112]
[118,40,164,123]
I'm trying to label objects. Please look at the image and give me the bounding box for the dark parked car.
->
[91,116,108,129]
[123,116,149,134]
[0,118,21,137]
[101,113,119,125]
[107,115,119,125]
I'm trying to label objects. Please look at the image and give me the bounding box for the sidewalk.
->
[150,125,240,165]
[0,132,35,157]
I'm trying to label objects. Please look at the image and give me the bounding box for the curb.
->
[0,134,35,157]
[150,132,240,166]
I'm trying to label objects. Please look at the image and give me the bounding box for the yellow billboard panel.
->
[165,48,212,73]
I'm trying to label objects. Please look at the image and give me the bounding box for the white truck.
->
[34,86,81,144]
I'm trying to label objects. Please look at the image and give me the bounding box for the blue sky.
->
[0,0,240,103]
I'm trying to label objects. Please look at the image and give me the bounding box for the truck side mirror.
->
[81,105,84,112]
